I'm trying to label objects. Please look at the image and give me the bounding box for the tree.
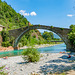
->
[42,31,54,40]
[68,25,75,47]
[0,0,1,3]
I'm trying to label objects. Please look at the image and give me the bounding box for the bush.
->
[68,32,75,46]
[22,48,40,62]
[0,66,7,75]
[60,28,64,30]
[2,41,11,47]
[51,26,54,28]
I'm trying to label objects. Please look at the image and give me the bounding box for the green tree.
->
[42,31,54,40]
[68,25,75,47]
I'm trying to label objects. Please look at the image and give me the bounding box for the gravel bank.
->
[20,44,58,49]
[0,53,75,75]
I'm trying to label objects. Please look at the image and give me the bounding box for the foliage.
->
[42,31,54,40]
[38,24,40,26]
[1,30,11,47]
[1,30,14,47]
[70,24,75,32]
[68,32,75,46]
[19,30,45,46]
[68,25,75,47]
[0,66,7,75]
[2,41,11,47]
[60,28,64,30]
[0,0,61,47]
[30,24,33,26]
[0,0,29,30]
[0,0,44,47]
[22,48,40,62]
[51,26,54,28]
[1,30,9,42]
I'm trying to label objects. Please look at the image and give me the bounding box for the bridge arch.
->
[11,25,72,50]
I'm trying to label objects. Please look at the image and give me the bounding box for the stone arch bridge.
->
[9,25,73,51]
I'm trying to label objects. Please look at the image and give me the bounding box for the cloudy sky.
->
[2,0,75,32]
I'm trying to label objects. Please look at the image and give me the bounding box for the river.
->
[0,43,66,57]
[38,43,66,53]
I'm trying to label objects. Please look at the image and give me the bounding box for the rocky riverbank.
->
[0,44,59,52]
[20,44,59,49]
[0,53,75,75]
[0,46,14,52]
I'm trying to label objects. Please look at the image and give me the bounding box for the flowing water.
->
[0,43,66,57]
[38,43,66,53]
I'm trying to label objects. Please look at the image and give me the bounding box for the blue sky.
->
[2,0,75,32]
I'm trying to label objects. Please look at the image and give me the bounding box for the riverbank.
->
[0,43,61,52]
[20,43,60,49]
[0,53,75,75]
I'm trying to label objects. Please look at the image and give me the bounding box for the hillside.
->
[0,0,44,47]
[0,0,29,30]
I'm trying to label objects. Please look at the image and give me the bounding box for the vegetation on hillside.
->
[0,0,45,47]
[42,31,61,41]
[0,0,28,30]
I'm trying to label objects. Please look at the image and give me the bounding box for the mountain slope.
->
[0,0,44,47]
[0,0,28,30]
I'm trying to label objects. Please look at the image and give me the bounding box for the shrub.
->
[30,24,33,26]
[60,28,64,30]
[22,48,40,62]
[68,32,75,46]
[2,41,11,47]
[68,25,75,47]
[51,26,54,28]
[38,24,41,26]
[0,66,7,75]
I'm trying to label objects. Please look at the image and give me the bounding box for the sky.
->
[2,0,75,33]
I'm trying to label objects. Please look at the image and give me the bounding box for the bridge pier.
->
[66,45,75,52]
[14,47,19,50]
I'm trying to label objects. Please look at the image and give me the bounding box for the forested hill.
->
[0,0,45,47]
[0,0,29,30]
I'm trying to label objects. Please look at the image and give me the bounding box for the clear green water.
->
[0,43,66,58]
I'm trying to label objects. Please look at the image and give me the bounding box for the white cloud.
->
[30,11,37,16]
[67,14,74,17]
[19,10,29,16]
[19,10,37,16]
[19,10,25,14]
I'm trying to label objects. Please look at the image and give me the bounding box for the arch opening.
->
[14,28,65,48]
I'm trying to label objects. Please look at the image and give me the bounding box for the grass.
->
[53,72,66,75]
[0,66,7,75]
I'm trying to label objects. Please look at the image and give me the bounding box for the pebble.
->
[0,53,75,75]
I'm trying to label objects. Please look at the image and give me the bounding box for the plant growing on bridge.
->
[22,48,40,62]
[38,24,41,26]
[30,24,33,26]
[60,28,64,30]
[51,26,54,28]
